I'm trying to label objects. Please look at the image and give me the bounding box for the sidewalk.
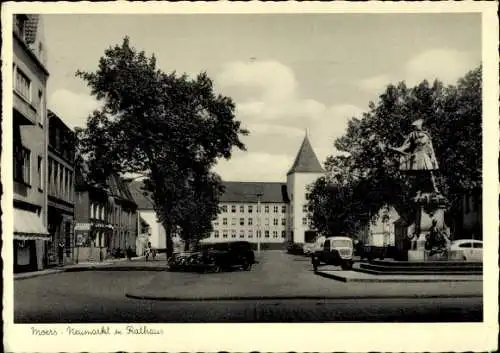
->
[315,269,483,283]
[14,254,168,280]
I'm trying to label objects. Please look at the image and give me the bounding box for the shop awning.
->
[14,209,50,241]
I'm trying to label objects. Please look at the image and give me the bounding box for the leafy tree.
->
[75,37,248,256]
[309,66,482,237]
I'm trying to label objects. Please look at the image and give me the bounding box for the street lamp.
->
[256,191,263,254]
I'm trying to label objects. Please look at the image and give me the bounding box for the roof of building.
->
[48,110,73,133]
[107,175,135,204]
[128,180,155,210]
[128,180,289,208]
[287,134,325,175]
[220,181,289,203]
[24,15,39,44]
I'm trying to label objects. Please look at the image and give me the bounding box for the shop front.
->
[47,208,75,267]
[13,209,50,273]
[74,222,113,262]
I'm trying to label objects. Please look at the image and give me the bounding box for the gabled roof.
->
[220,181,289,203]
[287,134,325,175]
[128,180,155,210]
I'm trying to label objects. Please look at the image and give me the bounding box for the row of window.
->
[14,66,45,125]
[215,217,287,226]
[13,145,47,192]
[214,217,311,227]
[48,157,73,202]
[221,204,287,214]
[89,202,136,229]
[219,203,311,215]
[213,229,286,239]
[49,125,75,161]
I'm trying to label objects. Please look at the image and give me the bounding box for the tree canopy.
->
[75,37,248,254]
[308,66,482,236]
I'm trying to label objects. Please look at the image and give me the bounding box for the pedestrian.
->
[126,246,133,261]
[58,241,65,266]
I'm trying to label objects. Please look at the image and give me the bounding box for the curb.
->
[14,269,65,280]
[125,293,483,301]
[14,260,167,280]
[65,265,167,272]
[315,270,483,283]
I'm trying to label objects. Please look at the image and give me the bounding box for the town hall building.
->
[207,132,325,248]
[128,132,325,251]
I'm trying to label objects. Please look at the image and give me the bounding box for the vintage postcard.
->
[2,1,498,352]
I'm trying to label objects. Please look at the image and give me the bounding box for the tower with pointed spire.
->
[286,131,325,244]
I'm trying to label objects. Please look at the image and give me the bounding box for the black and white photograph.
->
[2,2,498,352]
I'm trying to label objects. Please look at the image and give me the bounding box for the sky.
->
[43,13,481,182]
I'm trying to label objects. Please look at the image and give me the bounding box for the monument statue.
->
[388,119,449,261]
[389,119,440,194]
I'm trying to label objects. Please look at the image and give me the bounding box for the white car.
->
[448,239,483,262]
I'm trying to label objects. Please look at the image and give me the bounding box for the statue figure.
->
[390,119,440,194]
[425,219,450,256]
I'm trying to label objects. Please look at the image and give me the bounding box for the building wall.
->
[138,210,167,250]
[287,172,323,244]
[359,206,399,247]
[13,17,49,272]
[209,202,288,243]
[47,113,75,266]
[13,37,48,219]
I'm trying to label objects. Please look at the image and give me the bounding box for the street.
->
[14,251,482,323]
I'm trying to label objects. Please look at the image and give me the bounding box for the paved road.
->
[14,251,482,323]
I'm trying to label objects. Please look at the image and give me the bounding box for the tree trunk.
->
[164,221,174,258]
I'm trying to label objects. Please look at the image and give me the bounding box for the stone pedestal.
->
[406,193,449,262]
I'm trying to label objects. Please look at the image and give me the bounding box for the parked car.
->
[196,240,256,272]
[167,251,197,271]
[448,239,483,262]
[287,242,305,255]
[311,236,354,271]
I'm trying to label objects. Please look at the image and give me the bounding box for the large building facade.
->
[13,14,50,272]
[46,110,75,266]
[207,133,325,247]
[210,181,289,248]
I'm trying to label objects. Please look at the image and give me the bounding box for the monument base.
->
[408,249,449,262]
[407,249,425,262]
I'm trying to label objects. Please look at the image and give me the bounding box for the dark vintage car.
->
[311,236,354,271]
[168,241,256,273]
[198,241,256,272]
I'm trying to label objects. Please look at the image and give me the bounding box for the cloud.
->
[48,89,102,129]
[213,60,367,181]
[357,49,478,94]
[310,104,365,159]
[358,74,391,93]
[216,60,298,102]
[404,48,477,86]
[215,151,293,182]
[216,60,327,123]
[245,123,304,138]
